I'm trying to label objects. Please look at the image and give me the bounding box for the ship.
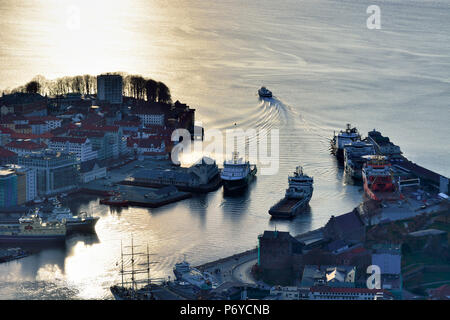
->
[268,166,314,218]
[173,259,213,290]
[331,124,361,161]
[221,151,257,192]
[258,86,272,98]
[110,238,166,300]
[362,155,402,201]
[0,212,66,244]
[46,202,99,234]
[100,192,129,207]
[366,129,402,159]
[343,141,376,179]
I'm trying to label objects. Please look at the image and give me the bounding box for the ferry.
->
[258,86,272,98]
[344,141,376,179]
[0,212,66,244]
[221,151,257,192]
[331,124,361,161]
[362,155,402,201]
[269,166,314,218]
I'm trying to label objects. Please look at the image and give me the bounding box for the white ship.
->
[331,124,361,161]
[0,212,66,244]
[221,151,257,192]
[343,141,376,179]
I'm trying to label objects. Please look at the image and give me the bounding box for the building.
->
[323,209,366,243]
[5,140,47,157]
[428,285,450,300]
[48,136,97,162]
[130,104,166,126]
[300,265,356,288]
[257,230,304,284]
[0,146,17,165]
[132,157,219,188]
[79,159,107,183]
[0,168,17,207]
[18,151,78,196]
[309,286,393,300]
[97,74,123,104]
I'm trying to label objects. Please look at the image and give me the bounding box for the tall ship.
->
[110,239,166,300]
[258,86,272,98]
[343,141,376,179]
[268,166,314,218]
[331,124,361,161]
[0,212,66,244]
[220,151,257,192]
[362,155,402,201]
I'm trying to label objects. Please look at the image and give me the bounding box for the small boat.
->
[100,193,129,207]
[258,86,272,98]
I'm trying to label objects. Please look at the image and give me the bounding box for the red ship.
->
[362,155,402,201]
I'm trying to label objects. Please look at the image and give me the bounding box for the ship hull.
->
[66,217,99,234]
[268,195,311,219]
[0,234,66,244]
[222,168,257,192]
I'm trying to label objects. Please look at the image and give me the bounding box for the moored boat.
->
[220,151,257,192]
[331,124,361,161]
[344,140,376,179]
[0,212,66,244]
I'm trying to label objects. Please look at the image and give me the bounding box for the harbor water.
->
[0,0,449,299]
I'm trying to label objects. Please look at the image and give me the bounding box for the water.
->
[0,0,449,299]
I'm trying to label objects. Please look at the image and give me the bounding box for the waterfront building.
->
[257,230,304,284]
[17,151,78,196]
[79,159,107,183]
[2,164,37,204]
[132,157,219,188]
[48,136,97,162]
[309,286,393,300]
[0,168,17,207]
[323,210,366,243]
[97,74,123,104]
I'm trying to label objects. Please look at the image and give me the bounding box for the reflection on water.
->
[0,0,449,299]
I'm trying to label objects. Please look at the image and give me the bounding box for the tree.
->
[157,81,171,104]
[25,81,41,94]
[145,79,158,102]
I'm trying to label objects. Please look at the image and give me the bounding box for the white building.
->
[309,286,392,300]
[48,137,97,162]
